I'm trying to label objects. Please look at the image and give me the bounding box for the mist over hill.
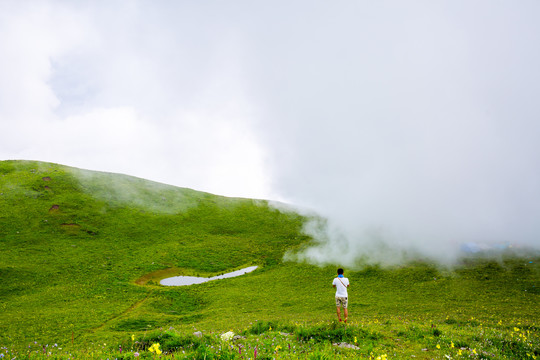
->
[3,159,537,270]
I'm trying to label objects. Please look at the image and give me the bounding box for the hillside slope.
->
[0,160,308,345]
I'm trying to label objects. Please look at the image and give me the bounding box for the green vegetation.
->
[1,160,539,359]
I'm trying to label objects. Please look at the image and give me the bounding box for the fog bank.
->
[253,2,540,266]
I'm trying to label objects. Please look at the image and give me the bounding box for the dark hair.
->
[337,268,344,275]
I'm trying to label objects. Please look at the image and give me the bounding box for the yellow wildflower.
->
[131,334,135,341]
[451,341,454,348]
[473,348,477,355]
[149,343,162,355]
[458,349,462,355]
[514,327,520,332]
[354,336,358,343]
[436,344,441,349]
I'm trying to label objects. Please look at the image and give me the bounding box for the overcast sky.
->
[2,1,539,264]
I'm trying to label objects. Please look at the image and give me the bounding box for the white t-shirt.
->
[332,277,349,297]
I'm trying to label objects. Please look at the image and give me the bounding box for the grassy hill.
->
[0,160,539,359]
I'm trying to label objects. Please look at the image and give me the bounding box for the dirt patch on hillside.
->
[61,223,81,235]
[42,176,51,181]
[135,267,182,285]
[61,223,80,228]
[49,205,60,213]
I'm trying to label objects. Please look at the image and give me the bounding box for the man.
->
[332,268,350,323]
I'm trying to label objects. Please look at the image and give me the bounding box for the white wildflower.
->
[221,331,235,341]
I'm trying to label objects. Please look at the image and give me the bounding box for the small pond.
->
[160,266,258,286]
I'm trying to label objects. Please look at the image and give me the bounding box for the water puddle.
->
[160,266,258,286]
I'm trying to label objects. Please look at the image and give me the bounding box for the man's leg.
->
[344,308,348,323]
[336,307,342,322]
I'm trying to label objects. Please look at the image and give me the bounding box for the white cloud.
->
[1,1,270,199]
[1,1,540,264]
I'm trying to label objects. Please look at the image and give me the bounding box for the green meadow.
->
[0,160,538,359]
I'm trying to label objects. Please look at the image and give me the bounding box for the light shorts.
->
[335,297,348,309]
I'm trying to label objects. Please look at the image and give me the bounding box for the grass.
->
[2,319,539,359]
[0,160,539,359]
